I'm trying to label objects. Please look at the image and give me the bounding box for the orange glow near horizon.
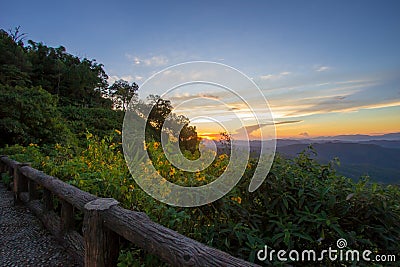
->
[195,106,400,140]
[197,133,221,140]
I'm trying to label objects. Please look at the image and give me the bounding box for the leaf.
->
[284,230,291,246]
[346,193,355,201]
[283,197,289,210]
[292,232,314,242]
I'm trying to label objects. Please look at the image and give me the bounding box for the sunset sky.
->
[2,0,399,139]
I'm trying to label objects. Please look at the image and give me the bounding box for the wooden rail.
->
[0,155,260,267]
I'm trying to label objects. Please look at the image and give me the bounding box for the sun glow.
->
[198,133,220,140]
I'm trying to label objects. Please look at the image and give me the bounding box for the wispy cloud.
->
[285,98,400,118]
[235,120,302,135]
[263,78,383,118]
[315,65,331,72]
[169,92,220,101]
[259,71,291,80]
[334,79,372,85]
[126,54,169,67]
[108,74,143,84]
[299,132,309,137]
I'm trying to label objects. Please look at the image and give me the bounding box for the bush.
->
[0,85,74,147]
[2,139,399,266]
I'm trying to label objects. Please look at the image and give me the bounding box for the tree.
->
[177,117,198,153]
[1,28,111,108]
[0,29,31,87]
[146,94,173,132]
[145,95,198,153]
[218,132,232,156]
[8,26,27,44]
[0,85,73,146]
[108,79,138,111]
[26,40,110,107]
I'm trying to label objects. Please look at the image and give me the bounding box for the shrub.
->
[2,138,399,266]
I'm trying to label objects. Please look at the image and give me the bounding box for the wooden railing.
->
[0,155,259,267]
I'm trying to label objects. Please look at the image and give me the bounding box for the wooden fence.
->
[0,155,259,267]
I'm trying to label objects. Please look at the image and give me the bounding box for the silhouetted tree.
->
[108,79,139,111]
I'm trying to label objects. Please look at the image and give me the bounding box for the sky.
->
[2,0,400,139]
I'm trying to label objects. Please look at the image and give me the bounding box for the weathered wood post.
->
[61,199,75,234]
[7,158,14,190]
[0,156,6,188]
[0,155,6,174]
[28,179,37,200]
[13,163,31,205]
[43,188,54,212]
[83,198,120,267]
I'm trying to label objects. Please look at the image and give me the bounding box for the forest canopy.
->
[0,28,197,150]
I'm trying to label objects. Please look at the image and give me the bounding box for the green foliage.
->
[0,29,31,87]
[26,40,110,108]
[59,106,124,144]
[1,173,12,185]
[2,138,399,266]
[0,28,121,148]
[144,95,199,154]
[0,85,74,146]
[0,29,110,108]
[108,79,139,111]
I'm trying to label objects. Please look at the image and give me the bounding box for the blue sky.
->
[2,0,400,138]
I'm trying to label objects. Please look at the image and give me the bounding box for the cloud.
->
[260,74,274,80]
[169,92,220,101]
[285,97,400,118]
[280,71,291,76]
[108,74,143,84]
[235,120,302,135]
[263,77,382,119]
[315,65,331,72]
[126,54,169,67]
[299,132,309,137]
[335,79,372,85]
[275,120,303,125]
[259,71,291,80]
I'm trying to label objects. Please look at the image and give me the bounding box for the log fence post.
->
[83,198,120,267]
[28,179,37,200]
[61,199,75,234]
[43,188,54,212]
[13,163,31,205]
[0,155,6,174]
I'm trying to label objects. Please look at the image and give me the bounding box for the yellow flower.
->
[231,196,242,204]
[169,168,176,176]
[197,176,206,182]
[153,142,160,149]
[218,154,227,160]
[115,129,122,135]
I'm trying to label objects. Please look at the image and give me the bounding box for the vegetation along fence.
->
[0,155,259,267]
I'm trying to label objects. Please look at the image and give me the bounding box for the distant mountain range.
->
[277,142,400,184]
[307,132,400,141]
[210,132,400,184]
[276,133,400,184]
